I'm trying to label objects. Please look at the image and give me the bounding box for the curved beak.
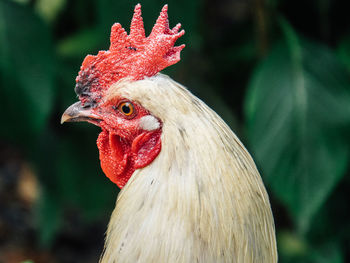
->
[61,101,101,125]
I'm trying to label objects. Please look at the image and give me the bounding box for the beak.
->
[61,101,101,124]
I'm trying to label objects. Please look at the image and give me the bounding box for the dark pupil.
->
[122,104,131,114]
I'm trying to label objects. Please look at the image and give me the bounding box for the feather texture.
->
[101,74,277,263]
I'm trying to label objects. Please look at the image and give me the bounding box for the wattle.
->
[96,128,162,188]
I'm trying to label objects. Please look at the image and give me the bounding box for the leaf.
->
[337,35,350,73]
[35,189,63,247]
[245,21,350,233]
[278,231,308,259]
[309,242,343,263]
[278,231,344,263]
[31,126,116,245]
[0,1,55,141]
[35,0,66,23]
[55,132,116,220]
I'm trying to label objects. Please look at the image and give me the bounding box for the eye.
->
[118,101,134,116]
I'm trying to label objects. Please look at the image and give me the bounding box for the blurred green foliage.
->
[0,0,350,262]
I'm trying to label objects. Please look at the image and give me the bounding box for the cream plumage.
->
[100,74,277,263]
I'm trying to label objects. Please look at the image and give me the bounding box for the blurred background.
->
[1,0,350,262]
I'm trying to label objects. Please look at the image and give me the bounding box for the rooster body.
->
[61,5,277,263]
[101,75,277,263]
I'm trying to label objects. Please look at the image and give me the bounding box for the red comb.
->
[75,4,185,106]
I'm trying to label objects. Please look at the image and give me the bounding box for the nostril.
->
[81,99,98,109]
[82,100,96,109]
[82,86,89,93]
[82,103,91,109]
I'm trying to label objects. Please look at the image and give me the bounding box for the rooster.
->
[61,4,277,263]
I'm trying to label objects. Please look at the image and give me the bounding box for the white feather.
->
[138,115,160,131]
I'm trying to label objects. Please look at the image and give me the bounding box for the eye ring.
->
[117,101,135,116]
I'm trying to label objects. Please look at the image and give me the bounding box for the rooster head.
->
[61,4,184,188]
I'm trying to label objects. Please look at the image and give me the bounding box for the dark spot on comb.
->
[75,67,101,107]
[126,46,137,51]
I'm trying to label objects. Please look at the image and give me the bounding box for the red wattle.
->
[97,129,161,188]
[97,130,129,187]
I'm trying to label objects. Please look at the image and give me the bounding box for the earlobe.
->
[131,130,161,169]
[138,115,160,131]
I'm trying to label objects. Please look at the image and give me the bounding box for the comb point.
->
[130,3,145,41]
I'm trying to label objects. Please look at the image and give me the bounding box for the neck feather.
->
[100,75,277,263]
